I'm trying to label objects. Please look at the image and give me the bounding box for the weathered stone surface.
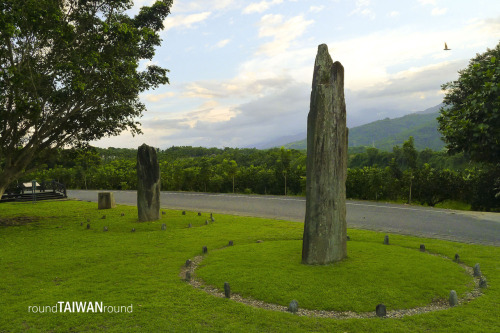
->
[137,144,161,222]
[86,223,90,229]
[473,263,482,277]
[121,212,124,216]
[161,223,167,230]
[288,300,299,313]
[376,304,386,317]
[188,223,192,228]
[185,271,191,281]
[182,211,186,215]
[479,277,487,288]
[383,235,389,245]
[98,192,116,210]
[346,235,351,241]
[185,259,192,267]
[103,226,108,232]
[449,290,458,306]
[454,253,460,263]
[224,282,231,298]
[198,212,202,216]
[302,44,347,265]
[162,211,166,215]
[202,246,208,254]
[420,244,426,252]
[131,228,136,232]
[228,240,234,246]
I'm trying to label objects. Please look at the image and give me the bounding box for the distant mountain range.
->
[278,104,446,151]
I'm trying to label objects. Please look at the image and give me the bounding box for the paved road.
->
[68,190,500,246]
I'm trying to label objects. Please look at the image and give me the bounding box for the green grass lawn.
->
[0,200,498,332]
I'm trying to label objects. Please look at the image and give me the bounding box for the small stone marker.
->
[211,216,215,222]
[185,271,191,281]
[205,220,209,225]
[131,228,136,232]
[182,211,186,215]
[87,218,90,223]
[202,246,208,254]
[121,212,124,216]
[449,290,458,306]
[346,235,351,241]
[162,211,166,215]
[256,240,263,243]
[198,212,201,216]
[224,282,231,298]
[87,223,90,229]
[288,300,299,313]
[161,223,167,230]
[376,304,386,317]
[454,253,460,263]
[473,263,482,277]
[80,222,83,226]
[383,235,389,245]
[98,192,116,210]
[188,223,192,228]
[479,277,487,288]
[228,240,234,246]
[101,215,106,219]
[103,226,108,232]
[420,244,426,252]
[185,259,192,267]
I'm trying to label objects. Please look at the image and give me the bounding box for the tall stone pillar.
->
[137,144,161,222]
[302,44,348,264]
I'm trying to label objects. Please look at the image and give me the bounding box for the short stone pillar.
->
[449,290,458,306]
[376,304,386,317]
[98,192,116,210]
[288,300,299,313]
[137,144,161,222]
[224,282,231,298]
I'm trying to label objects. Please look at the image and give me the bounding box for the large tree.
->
[438,42,500,164]
[0,0,172,197]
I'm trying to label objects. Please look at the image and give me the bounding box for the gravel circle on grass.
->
[179,246,483,319]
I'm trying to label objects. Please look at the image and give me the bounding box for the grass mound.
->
[196,240,472,312]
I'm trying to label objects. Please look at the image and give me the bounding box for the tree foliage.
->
[0,0,172,196]
[438,42,500,164]
[20,144,500,211]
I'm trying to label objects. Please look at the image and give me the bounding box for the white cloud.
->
[431,7,448,16]
[242,0,283,14]
[309,6,325,13]
[350,0,376,20]
[171,0,235,13]
[257,14,314,56]
[388,11,400,17]
[418,0,437,5]
[143,91,176,103]
[163,12,211,31]
[215,39,231,48]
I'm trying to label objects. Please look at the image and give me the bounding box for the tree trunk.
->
[302,44,348,265]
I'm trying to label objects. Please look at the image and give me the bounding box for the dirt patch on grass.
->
[0,216,41,226]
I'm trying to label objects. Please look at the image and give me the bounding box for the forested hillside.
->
[285,105,444,151]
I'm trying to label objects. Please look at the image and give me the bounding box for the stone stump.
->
[98,192,116,210]
[302,44,348,265]
[137,144,161,222]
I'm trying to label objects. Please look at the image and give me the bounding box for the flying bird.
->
[444,42,451,51]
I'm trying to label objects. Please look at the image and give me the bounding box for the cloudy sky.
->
[93,0,500,149]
